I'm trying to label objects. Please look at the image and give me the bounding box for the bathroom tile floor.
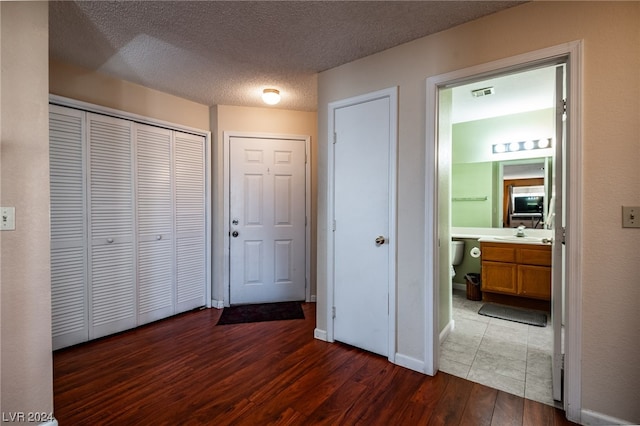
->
[440,289,557,407]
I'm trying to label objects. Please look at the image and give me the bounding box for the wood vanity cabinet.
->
[480,242,551,302]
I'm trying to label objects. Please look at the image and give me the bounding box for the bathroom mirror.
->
[451,157,551,228]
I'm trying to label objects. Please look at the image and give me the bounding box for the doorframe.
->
[223,131,311,307]
[424,41,583,421]
[326,87,398,363]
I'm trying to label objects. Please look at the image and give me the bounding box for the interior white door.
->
[174,131,207,312]
[134,124,175,325]
[229,137,306,305]
[49,105,89,350]
[332,92,395,357]
[87,113,137,340]
[551,64,566,402]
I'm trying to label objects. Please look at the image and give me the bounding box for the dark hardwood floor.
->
[53,303,577,425]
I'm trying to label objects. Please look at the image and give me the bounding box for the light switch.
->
[622,206,640,228]
[1,207,15,231]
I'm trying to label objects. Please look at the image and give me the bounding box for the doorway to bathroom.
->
[445,64,563,405]
[425,42,583,417]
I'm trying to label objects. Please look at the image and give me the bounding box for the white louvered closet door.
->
[87,113,137,339]
[134,124,175,325]
[174,131,207,312]
[49,105,88,350]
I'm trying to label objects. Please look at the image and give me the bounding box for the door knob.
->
[232,231,239,238]
[375,236,386,246]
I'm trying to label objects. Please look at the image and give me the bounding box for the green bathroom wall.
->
[451,162,493,227]
[452,108,554,164]
[452,238,482,285]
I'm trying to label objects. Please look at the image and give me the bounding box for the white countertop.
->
[451,227,553,243]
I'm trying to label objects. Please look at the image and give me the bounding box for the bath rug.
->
[216,301,304,325]
[478,303,547,327]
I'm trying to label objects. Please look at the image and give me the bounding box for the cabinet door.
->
[87,113,136,339]
[135,124,175,325]
[50,105,88,350]
[174,131,207,312]
[517,265,551,300]
[481,261,517,295]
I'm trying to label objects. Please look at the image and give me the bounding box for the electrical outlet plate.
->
[1,207,16,231]
[622,206,640,228]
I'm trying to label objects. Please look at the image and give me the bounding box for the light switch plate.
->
[622,206,640,228]
[1,207,15,231]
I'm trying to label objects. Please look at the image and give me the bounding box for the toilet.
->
[451,240,465,278]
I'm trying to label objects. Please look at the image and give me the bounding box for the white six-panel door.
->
[229,136,306,305]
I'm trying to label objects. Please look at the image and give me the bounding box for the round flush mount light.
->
[262,88,281,105]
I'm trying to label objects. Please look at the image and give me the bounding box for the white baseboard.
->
[211,299,224,309]
[452,282,466,292]
[581,409,633,426]
[394,353,425,373]
[440,319,455,344]
[314,328,327,341]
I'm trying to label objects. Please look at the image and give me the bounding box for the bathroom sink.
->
[492,236,548,244]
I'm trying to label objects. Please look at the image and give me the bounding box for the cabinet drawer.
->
[480,244,517,263]
[517,247,551,266]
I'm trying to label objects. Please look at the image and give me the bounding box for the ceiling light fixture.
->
[262,88,281,105]
[492,138,553,154]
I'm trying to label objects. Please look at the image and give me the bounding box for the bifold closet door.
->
[174,131,207,312]
[87,113,137,340]
[49,105,88,350]
[134,124,175,325]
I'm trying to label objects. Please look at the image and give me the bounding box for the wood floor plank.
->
[304,380,369,425]
[491,390,524,426]
[524,398,555,426]
[427,374,475,425]
[52,303,579,425]
[459,382,499,426]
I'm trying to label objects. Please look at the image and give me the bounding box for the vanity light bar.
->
[492,138,552,154]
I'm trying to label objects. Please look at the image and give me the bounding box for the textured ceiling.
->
[49,1,524,111]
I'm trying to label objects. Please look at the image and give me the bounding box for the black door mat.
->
[216,301,304,325]
[478,303,547,327]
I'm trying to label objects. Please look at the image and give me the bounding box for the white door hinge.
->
[332,306,336,319]
[332,220,336,231]
[333,132,337,144]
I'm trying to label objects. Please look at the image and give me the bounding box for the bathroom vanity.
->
[479,238,551,311]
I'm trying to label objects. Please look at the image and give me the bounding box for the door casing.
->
[425,41,583,422]
[223,131,311,307]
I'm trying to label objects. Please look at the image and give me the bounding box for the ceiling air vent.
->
[471,87,495,98]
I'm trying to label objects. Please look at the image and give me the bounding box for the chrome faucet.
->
[515,225,526,237]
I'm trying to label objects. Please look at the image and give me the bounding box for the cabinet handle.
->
[156,235,162,240]
[106,238,114,244]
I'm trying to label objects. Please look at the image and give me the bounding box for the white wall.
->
[317,2,640,423]
[0,1,54,417]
